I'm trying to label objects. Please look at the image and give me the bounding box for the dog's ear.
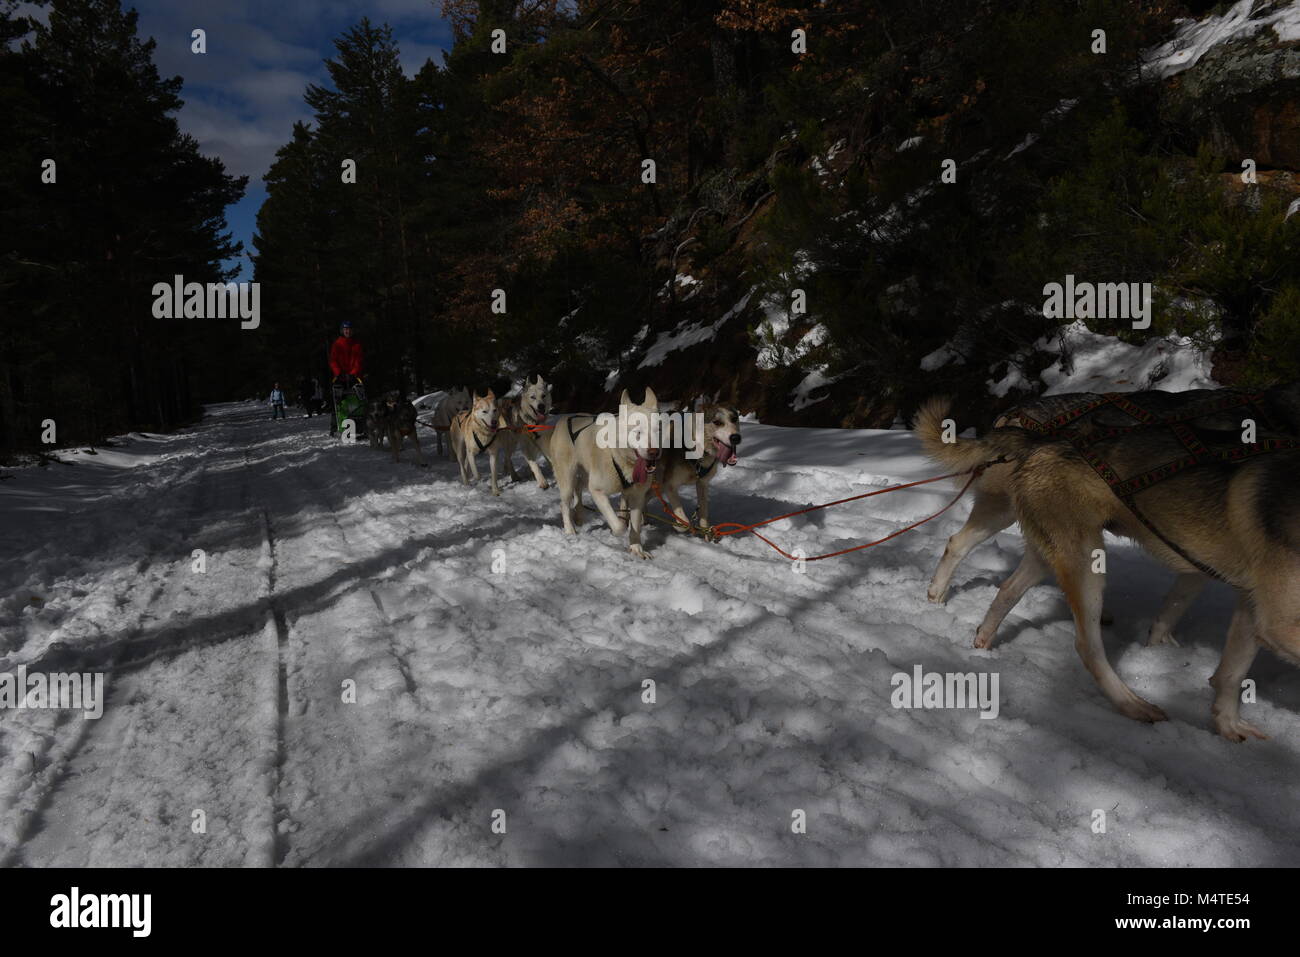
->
[620,388,632,408]
[643,386,658,408]
[486,389,495,400]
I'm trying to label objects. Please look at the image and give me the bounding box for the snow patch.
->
[1038,321,1219,395]
[1141,0,1300,80]
[639,290,755,369]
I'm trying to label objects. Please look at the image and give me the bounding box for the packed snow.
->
[2,400,1298,866]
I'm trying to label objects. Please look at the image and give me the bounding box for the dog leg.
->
[664,484,690,531]
[412,431,425,467]
[696,479,711,531]
[927,491,1014,604]
[556,473,577,534]
[974,545,1049,649]
[590,490,627,538]
[1148,572,1205,647]
[1056,540,1167,723]
[457,440,472,485]
[506,440,523,483]
[525,449,549,490]
[391,430,401,463]
[627,498,651,560]
[488,448,501,496]
[1210,600,1266,741]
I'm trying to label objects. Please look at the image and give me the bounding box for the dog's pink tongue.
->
[632,456,650,485]
[715,439,738,466]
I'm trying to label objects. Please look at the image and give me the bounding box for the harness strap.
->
[1044,390,1299,584]
[611,455,632,490]
[567,415,596,443]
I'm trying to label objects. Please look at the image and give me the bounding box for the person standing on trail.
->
[269,382,287,420]
[328,320,364,434]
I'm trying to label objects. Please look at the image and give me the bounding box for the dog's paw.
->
[492,487,502,497]
[1214,714,1268,742]
[973,630,995,650]
[1116,694,1167,724]
[1147,628,1179,647]
[926,586,948,604]
[629,545,651,560]
[537,480,550,490]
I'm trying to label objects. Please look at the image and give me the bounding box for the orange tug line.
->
[652,469,981,562]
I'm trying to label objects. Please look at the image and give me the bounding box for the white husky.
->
[498,374,554,489]
[430,386,471,457]
[548,387,663,559]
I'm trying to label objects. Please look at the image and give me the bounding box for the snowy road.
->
[3,401,1300,866]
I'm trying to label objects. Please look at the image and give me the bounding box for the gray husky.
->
[916,385,1300,739]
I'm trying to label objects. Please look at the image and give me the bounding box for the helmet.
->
[340,320,353,331]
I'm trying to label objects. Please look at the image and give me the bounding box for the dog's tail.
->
[912,397,1041,474]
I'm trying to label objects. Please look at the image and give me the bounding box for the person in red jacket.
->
[328,320,365,434]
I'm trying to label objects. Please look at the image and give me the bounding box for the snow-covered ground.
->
[2,401,1299,866]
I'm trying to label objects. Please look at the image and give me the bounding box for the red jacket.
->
[329,335,363,377]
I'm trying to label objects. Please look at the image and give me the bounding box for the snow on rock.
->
[790,367,834,411]
[639,288,755,369]
[1038,320,1219,395]
[1142,0,1300,80]
[2,400,1298,866]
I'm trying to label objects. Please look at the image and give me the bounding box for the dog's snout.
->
[729,433,741,445]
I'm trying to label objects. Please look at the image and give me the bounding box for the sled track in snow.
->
[260,507,295,867]
[0,454,214,867]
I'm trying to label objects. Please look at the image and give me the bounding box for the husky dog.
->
[431,386,472,457]
[650,404,742,532]
[449,391,502,494]
[498,374,553,489]
[366,396,391,450]
[548,387,663,559]
[925,387,1300,649]
[915,392,1300,739]
[380,392,425,466]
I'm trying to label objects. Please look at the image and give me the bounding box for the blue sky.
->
[95,0,453,279]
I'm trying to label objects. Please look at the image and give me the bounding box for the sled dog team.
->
[414,375,1299,740]
[430,377,743,562]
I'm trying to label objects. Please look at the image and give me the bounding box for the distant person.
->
[269,382,287,420]
[328,320,364,434]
